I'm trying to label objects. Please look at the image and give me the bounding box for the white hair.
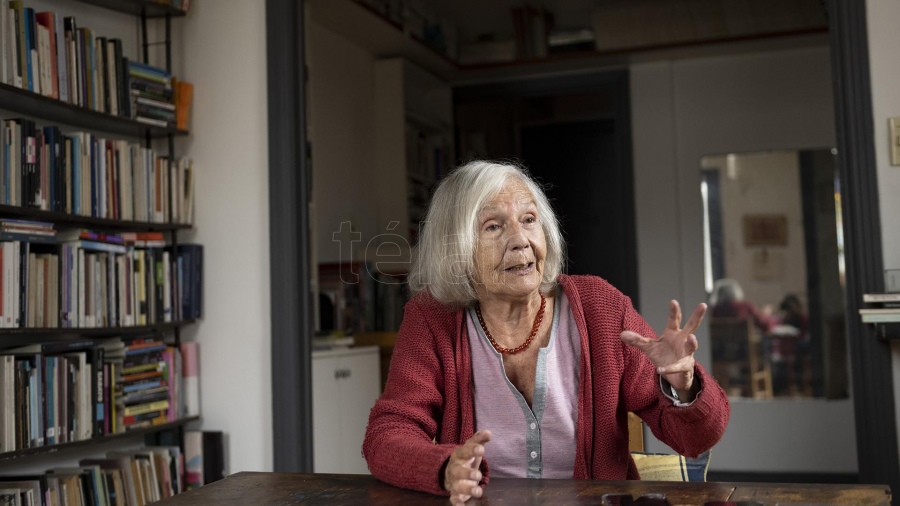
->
[408,160,565,307]
[709,278,745,306]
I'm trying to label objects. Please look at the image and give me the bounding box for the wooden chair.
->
[709,317,773,399]
[628,412,644,451]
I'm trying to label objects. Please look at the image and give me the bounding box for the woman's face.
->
[472,180,547,302]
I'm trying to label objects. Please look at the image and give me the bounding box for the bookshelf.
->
[0,204,191,231]
[0,83,188,138]
[0,0,201,501]
[73,0,187,18]
[307,0,457,80]
[309,0,829,84]
[0,416,199,461]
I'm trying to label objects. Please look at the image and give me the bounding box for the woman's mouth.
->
[504,262,535,274]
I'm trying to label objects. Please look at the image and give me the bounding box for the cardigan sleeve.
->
[618,295,731,458]
[362,298,479,495]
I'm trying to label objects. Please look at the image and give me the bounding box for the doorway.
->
[520,120,637,298]
[454,70,638,301]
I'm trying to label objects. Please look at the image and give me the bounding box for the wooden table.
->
[156,472,891,505]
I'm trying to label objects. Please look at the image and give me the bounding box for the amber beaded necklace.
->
[475,294,546,354]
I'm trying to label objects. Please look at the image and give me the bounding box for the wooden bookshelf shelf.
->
[74,0,187,18]
[310,0,828,84]
[0,416,200,461]
[0,320,195,337]
[0,83,188,139]
[455,28,829,82]
[308,0,458,80]
[0,204,192,232]
[0,320,197,348]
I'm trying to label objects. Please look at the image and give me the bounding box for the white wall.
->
[865,0,900,464]
[631,46,858,472]
[306,19,380,264]
[175,0,272,473]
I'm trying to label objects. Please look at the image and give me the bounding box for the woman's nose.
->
[507,223,529,250]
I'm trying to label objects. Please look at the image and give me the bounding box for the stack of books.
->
[1,120,197,224]
[0,337,199,451]
[0,3,133,116]
[118,335,175,432]
[0,446,185,505]
[859,292,900,338]
[0,218,55,243]
[128,61,175,129]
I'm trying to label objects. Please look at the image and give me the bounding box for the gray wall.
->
[631,46,858,472]
[865,0,900,465]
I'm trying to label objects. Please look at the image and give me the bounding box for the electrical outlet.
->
[890,117,900,165]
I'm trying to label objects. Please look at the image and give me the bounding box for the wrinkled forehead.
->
[479,179,536,214]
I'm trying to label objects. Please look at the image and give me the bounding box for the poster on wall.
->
[743,214,788,246]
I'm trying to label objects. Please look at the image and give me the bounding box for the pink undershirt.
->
[466,292,581,478]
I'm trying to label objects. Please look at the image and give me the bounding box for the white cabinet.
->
[312,346,381,474]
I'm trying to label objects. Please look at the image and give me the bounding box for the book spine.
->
[55,13,67,103]
[181,342,198,417]
[93,346,104,437]
[23,7,33,92]
[861,313,900,323]
[18,241,26,327]
[863,293,900,303]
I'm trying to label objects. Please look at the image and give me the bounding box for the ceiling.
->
[422,0,828,47]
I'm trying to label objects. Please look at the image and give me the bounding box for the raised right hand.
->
[444,430,492,505]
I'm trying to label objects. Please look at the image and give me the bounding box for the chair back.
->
[709,317,773,399]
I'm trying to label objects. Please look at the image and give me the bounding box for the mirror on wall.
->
[700,149,849,400]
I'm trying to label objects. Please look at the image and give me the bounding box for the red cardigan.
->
[362,274,730,495]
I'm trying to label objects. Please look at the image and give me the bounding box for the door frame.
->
[267,0,313,472]
[272,2,898,486]
[825,0,899,491]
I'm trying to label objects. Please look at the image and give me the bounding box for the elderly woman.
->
[709,278,775,333]
[363,161,730,504]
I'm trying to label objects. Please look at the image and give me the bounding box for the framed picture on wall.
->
[743,214,787,246]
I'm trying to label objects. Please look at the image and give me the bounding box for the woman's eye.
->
[485,224,500,231]
[524,216,536,224]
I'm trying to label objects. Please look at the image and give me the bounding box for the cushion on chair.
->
[630,451,710,482]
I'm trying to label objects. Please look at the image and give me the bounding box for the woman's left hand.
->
[620,300,706,399]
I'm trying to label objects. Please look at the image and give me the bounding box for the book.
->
[874,321,900,339]
[860,312,900,323]
[862,293,900,303]
[0,355,13,451]
[174,80,193,130]
[180,341,198,417]
[0,477,43,506]
[57,229,124,244]
[201,431,224,485]
[177,244,202,319]
[0,0,8,86]
[34,11,58,99]
[184,430,223,489]
[183,430,202,489]
[858,308,900,315]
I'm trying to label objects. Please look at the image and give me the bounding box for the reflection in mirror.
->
[700,149,848,400]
